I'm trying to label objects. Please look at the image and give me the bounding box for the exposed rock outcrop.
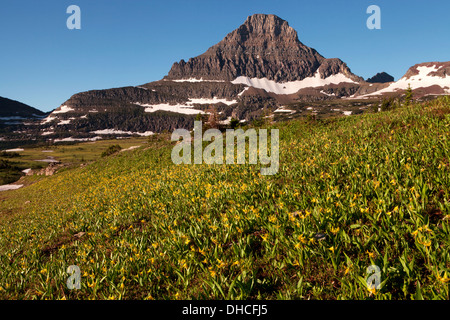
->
[165,14,361,83]
[366,72,394,83]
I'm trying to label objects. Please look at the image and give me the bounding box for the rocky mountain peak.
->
[228,14,299,44]
[165,14,328,82]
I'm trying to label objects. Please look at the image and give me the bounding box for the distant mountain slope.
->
[366,72,394,83]
[0,96,46,118]
[40,13,365,137]
[8,14,449,143]
[0,97,48,148]
[360,62,450,98]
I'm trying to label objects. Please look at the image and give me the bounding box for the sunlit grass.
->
[0,97,449,300]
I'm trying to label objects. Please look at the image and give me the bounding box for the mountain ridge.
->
[366,72,394,84]
[165,14,362,83]
[1,13,449,145]
[0,96,46,118]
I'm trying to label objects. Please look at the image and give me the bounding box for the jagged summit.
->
[165,14,361,83]
[223,14,302,44]
[366,72,394,83]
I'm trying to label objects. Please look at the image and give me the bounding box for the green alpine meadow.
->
[1,96,449,300]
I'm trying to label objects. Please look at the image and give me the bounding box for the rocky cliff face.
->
[165,14,361,83]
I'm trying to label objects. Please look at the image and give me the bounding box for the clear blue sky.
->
[1,0,449,112]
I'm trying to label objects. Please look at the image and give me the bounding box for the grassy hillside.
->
[0,137,150,185]
[0,97,449,300]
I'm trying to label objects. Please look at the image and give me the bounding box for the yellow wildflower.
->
[367,287,377,295]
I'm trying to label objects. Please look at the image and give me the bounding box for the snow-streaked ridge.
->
[52,105,75,114]
[362,64,450,97]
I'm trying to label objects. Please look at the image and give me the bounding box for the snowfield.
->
[238,87,249,96]
[170,78,226,83]
[188,97,237,105]
[134,103,205,115]
[52,105,75,114]
[231,71,357,95]
[90,129,154,136]
[41,116,56,124]
[121,146,141,152]
[57,119,71,125]
[274,107,294,113]
[134,97,237,115]
[0,184,23,191]
[320,90,336,97]
[54,136,103,143]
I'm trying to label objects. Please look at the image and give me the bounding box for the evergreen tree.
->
[405,84,413,106]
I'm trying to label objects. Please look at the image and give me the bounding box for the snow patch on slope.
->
[231,71,357,95]
[54,136,103,143]
[0,184,23,191]
[41,116,56,124]
[188,97,237,105]
[57,119,71,125]
[274,107,294,113]
[170,78,226,83]
[136,103,205,115]
[4,148,24,152]
[134,97,235,115]
[363,64,450,97]
[238,87,249,96]
[53,105,75,114]
[91,129,154,136]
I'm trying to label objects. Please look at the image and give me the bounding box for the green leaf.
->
[399,256,410,277]
[413,281,424,300]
